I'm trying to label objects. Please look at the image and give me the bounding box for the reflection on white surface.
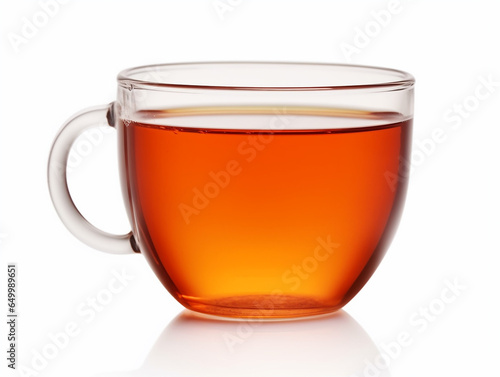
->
[95,310,389,377]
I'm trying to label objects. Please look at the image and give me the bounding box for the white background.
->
[1,0,499,376]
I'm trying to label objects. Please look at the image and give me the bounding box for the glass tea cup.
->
[48,62,414,318]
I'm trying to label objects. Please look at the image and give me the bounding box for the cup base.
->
[180,294,342,319]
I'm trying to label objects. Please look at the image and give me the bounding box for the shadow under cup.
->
[50,62,414,318]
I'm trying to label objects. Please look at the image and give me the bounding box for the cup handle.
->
[47,103,137,254]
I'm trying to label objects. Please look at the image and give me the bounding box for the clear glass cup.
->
[48,62,414,318]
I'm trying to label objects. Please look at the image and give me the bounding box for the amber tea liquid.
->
[119,107,411,318]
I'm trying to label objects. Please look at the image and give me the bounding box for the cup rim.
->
[117,61,415,92]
